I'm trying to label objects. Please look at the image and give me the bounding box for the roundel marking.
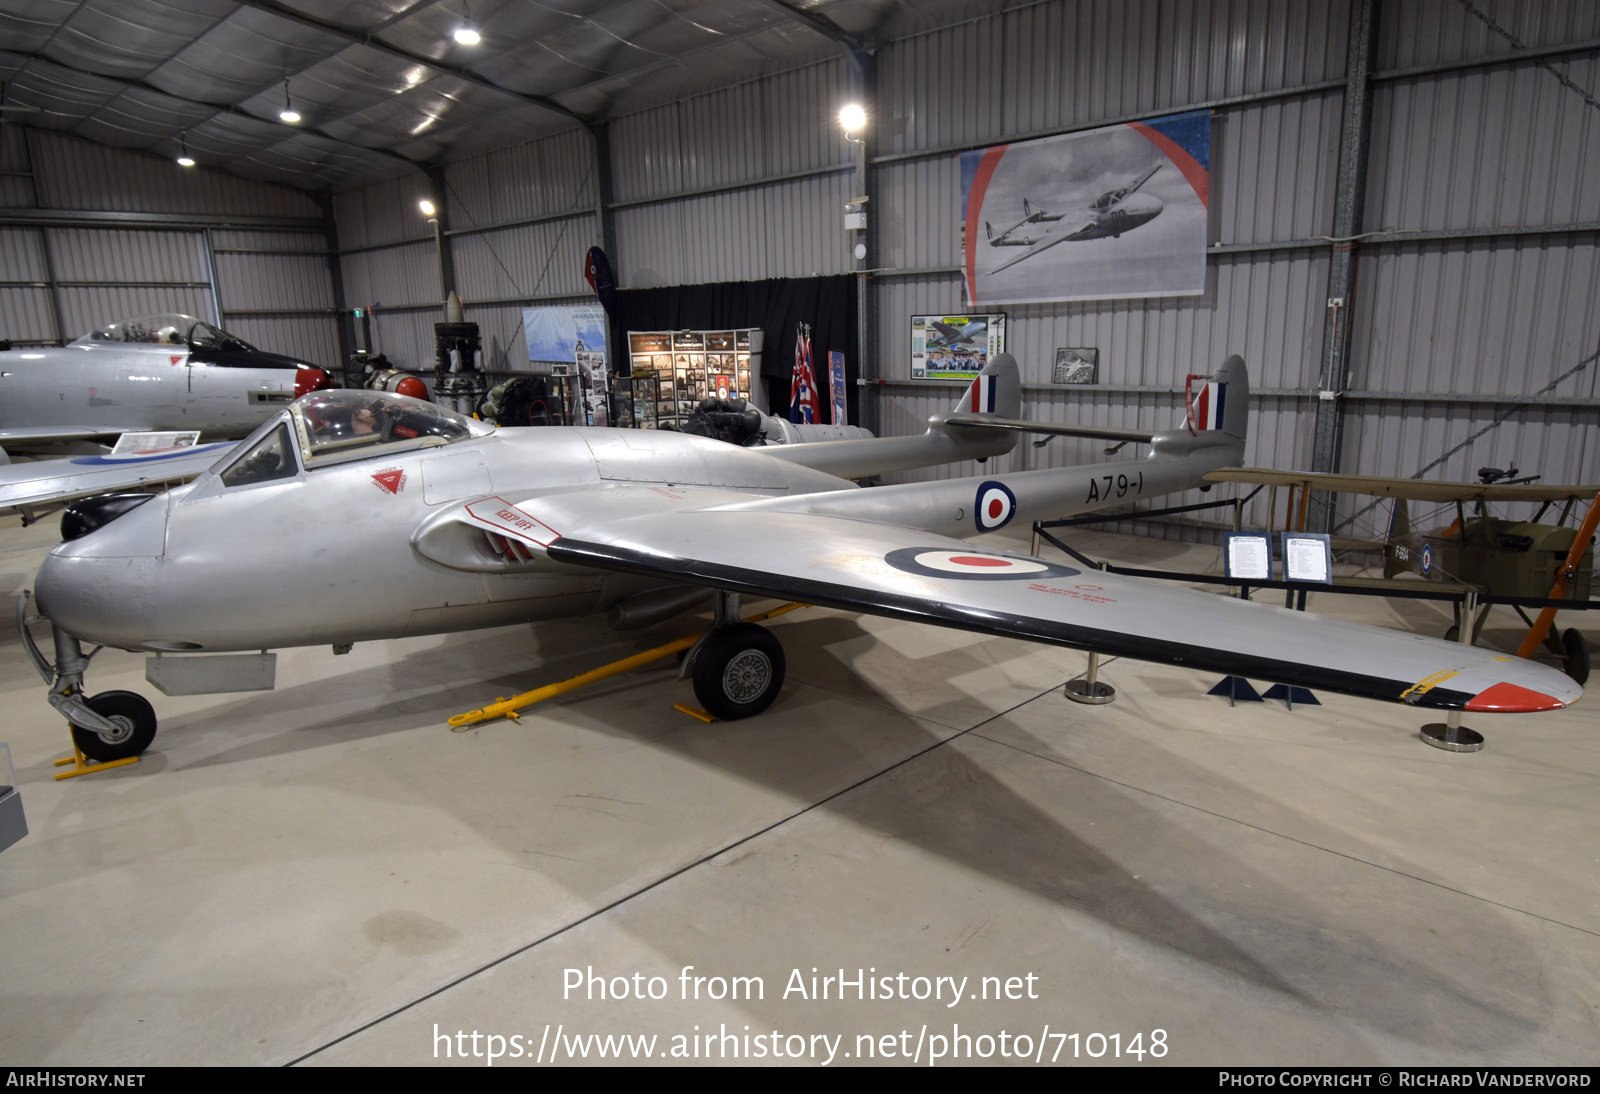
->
[1421,543,1433,576]
[975,480,1017,532]
[883,547,1080,581]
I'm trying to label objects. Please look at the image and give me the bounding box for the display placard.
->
[1223,532,1273,582]
[1284,533,1333,584]
[911,314,1005,379]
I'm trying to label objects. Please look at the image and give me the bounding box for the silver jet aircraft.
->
[986,164,1165,274]
[22,353,1582,761]
[0,312,333,457]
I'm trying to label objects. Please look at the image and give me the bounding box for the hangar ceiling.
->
[0,0,985,191]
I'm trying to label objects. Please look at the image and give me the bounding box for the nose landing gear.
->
[17,592,159,766]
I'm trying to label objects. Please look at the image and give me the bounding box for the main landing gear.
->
[685,591,787,721]
[17,592,158,763]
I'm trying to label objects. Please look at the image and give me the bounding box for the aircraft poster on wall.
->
[960,109,1210,306]
[911,314,1006,379]
[523,304,610,426]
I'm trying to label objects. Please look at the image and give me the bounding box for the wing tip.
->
[1464,681,1574,713]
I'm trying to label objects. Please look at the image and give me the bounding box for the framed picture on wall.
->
[910,314,1005,379]
[1052,347,1099,384]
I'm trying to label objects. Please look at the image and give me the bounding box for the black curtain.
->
[614,275,858,423]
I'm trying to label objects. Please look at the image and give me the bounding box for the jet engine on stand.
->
[433,292,486,416]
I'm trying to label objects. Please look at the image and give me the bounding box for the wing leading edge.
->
[539,505,1580,714]
[0,441,236,514]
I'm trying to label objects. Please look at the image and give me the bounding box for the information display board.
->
[911,314,1005,379]
[628,329,760,430]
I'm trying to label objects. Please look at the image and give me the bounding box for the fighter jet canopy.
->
[76,314,257,352]
[290,390,492,466]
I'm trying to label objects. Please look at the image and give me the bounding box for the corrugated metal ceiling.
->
[0,0,993,191]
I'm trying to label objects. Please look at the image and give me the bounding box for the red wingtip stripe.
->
[1464,682,1566,713]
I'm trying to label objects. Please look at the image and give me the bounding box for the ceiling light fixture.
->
[454,1,481,45]
[839,103,867,135]
[419,199,437,217]
[176,131,195,167]
[279,78,301,124]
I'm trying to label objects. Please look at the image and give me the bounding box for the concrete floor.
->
[0,515,1596,1067]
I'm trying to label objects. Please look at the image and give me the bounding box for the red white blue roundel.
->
[884,547,1079,581]
[974,480,1017,531]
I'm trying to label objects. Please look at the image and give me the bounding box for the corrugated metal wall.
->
[332,129,598,371]
[0,127,341,363]
[324,0,1600,542]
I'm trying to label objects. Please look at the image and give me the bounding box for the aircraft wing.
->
[532,501,1580,713]
[1205,467,1600,503]
[942,416,1156,444]
[0,441,236,515]
[990,213,1097,274]
[0,426,128,444]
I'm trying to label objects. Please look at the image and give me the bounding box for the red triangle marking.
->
[372,470,405,494]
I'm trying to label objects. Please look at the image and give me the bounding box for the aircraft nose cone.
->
[1123,192,1163,219]
[36,493,172,646]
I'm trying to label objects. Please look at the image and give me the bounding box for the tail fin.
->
[985,221,993,241]
[1184,355,1250,441]
[1023,198,1033,218]
[1216,354,1248,441]
[953,352,1022,420]
[1383,498,1411,578]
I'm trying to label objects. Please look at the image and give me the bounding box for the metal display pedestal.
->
[1064,652,1115,705]
[1420,715,1485,753]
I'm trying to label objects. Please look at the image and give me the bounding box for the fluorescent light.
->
[454,26,481,45]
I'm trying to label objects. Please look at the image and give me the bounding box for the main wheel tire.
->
[70,690,157,762]
[692,623,785,721]
[1562,628,1590,685]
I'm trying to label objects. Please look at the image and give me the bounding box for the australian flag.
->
[790,323,821,424]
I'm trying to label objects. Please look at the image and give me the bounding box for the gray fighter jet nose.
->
[37,493,173,647]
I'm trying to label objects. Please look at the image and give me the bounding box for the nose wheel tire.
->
[70,690,157,762]
[692,623,786,721]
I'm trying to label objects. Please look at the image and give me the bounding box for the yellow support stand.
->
[449,602,807,729]
[672,704,716,724]
[53,741,138,781]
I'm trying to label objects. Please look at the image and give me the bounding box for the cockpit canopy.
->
[76,314,256,351]
[291,390,492,465]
